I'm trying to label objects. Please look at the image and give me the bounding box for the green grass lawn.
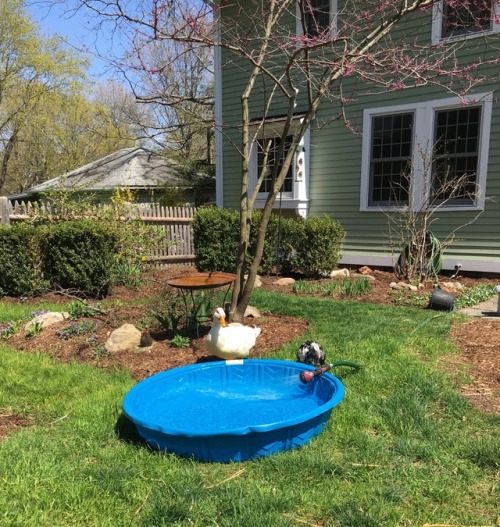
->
[0,290,498,527]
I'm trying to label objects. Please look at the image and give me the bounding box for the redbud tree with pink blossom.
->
[72,0,499,320]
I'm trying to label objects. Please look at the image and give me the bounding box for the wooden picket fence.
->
[0,197,196,266]
[137,203,196,265]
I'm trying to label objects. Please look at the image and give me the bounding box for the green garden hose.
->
[396,230,443,281]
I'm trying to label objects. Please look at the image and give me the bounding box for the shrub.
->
[192,208,240,272]
[193,208,344,277]
[40,220,118,298]
[249,211,282,275]
[33,189,165,287]
[193,208,282,274]
[295,216,344,277]
[274,217,303,275]
[0,223,48,297]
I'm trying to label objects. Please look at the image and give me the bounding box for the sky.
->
[27,1,120,79]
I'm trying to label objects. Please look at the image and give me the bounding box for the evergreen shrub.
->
[40,220,118,298]
[249,211,281,275]
[295,215,345,277]
[192,208,240,272]
[193,208,281,274]
[0,223,48,297]
[192,208,344,277]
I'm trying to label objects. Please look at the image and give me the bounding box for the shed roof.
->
[27,147,185,194]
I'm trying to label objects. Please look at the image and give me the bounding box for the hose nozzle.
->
[299,361,362,383]
[299,364,333,383]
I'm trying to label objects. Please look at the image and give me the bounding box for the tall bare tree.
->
[49,0,215,159]
[125,36,214,160]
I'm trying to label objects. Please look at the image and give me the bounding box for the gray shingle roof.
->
[27,147,185,193]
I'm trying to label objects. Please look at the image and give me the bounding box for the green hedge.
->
[39,220,118,298]
[193,208,344,277]
[192,208,240,272]
[0,220,131,299]
[295,215,345,277]
[192,209,282,275]
[0,223,48,297]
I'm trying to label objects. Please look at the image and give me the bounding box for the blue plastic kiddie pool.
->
[122,359,344,462]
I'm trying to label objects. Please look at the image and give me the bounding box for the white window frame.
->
[249,119,310,217]
[432,0,500,45]
[360,93,493,212]
[296,0,337,38]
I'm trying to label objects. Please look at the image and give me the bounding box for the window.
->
[369,113,414,206]
[249,118,310,217]
[432,107,481,204]
[442,0,492,37]
[360,94,492,212]
[297,0,336,39]
[257,136,294,195]
[305,0,331,38]
[432,0,500,43]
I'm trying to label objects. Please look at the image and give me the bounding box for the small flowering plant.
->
[56,321,98,340]
[0,321,20,340]
[30,309,48,319]
[86,334,110,358]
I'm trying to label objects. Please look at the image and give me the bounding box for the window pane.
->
[305,0,331,38]
[442,0,492,38]
[257,136,294,195]
[432,106,481,204]
[369,113,413,206]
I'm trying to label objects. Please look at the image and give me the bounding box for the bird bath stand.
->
[166,272,237,336]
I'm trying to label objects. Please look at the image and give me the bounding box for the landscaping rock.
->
[244,306,262,319]
[329,269,350,279]
[244,274,262,288]
[274,277,295,286]
[105,324,142,352]
[351,272,376,281]
[441,281,465,292]
[391,281,427,292]
[397,282,418,291]
[25,312,70,331]
[358,266,373,275]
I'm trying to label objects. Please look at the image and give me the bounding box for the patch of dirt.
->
[0,410,32,440]
[1,264,498,439]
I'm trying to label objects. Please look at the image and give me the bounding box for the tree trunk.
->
[232,201,274,321]
[0,129,19,193]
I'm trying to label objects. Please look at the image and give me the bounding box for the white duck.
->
[205,307,261,360]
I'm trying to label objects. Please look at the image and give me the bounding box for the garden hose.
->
[302,312,450,383]
[299,361,362,383]
[396,230,443,281]
[367,312,450,367]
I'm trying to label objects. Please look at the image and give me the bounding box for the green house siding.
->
[304,80,499,264]
[218,1,500,272]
